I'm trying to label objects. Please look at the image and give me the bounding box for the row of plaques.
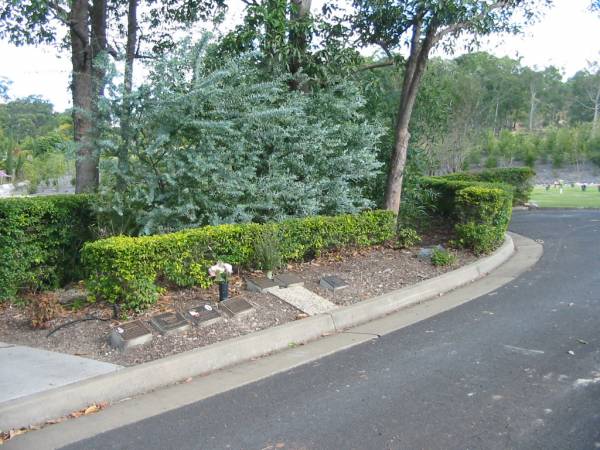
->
[110,298,253,351]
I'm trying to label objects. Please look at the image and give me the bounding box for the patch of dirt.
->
[0,230,477,367]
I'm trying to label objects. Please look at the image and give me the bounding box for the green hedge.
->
[0,195,96,300]
[440,167,534,205]
[420,177,513,255]
[82,210,396,310]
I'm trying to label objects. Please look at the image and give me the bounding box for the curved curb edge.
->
[0,234,516,431]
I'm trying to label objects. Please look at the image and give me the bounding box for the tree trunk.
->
[493,98,500,135]
[528,85,536,131]
[383,20,435,214]
[593,85,600,138]
[70,0,96,193]
[118,0,138,182]
[288,0,311,90]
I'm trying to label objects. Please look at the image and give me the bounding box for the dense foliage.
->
[82,210,396,310]
[98,41,383,235]
[0,97,73,192]
[0,195,96,300]
[419,177,513,255]
[440,167,535,205]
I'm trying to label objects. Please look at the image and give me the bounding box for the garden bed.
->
[0,230,476,367]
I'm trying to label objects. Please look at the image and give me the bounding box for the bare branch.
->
[356,60,396,72]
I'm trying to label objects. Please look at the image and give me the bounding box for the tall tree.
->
[350,0,551,214]
[1,0,224,192]
[568,63,600,136]
[1,0,110,192]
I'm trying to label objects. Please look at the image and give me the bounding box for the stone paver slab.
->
[0,344,121,403]
[267,285,337,316]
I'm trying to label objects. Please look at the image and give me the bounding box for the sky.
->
[0,0,598,112]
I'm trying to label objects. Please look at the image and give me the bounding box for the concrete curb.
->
[0,234,515,431]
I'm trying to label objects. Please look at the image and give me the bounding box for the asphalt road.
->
[64,210,600,450]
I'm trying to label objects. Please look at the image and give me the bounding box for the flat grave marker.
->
[150,312,191,335]
[319,275,349,293]
[274,273,304,288]
[245,276,278,293]
[187,303,221,327]
[110,320,153,351]
[220,298,254,317]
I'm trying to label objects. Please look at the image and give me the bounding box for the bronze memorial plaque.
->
[150,312,191,335]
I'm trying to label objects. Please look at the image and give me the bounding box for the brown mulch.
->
[0,231,477,367]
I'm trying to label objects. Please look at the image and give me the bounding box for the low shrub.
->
[27,292,63,329]
[419,177,513,255]
[395,228,422,248]
[440,167,534,205]
[431,248,456,266]
[0,195,96,301]
[253,230,283,277]
[454,186,512,254]
[82,210,396,311]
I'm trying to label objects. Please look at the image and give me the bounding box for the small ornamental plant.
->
[208,261,233,283]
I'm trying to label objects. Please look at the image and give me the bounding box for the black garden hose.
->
[47,315,110,338]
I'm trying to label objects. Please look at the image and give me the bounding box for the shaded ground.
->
[0,229,474,367]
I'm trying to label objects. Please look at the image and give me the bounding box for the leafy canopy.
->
[98,40,384,235]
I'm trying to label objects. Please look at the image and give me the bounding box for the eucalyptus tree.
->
[568,63,600,136]
[0,0,225,192]
[350,0,552,214]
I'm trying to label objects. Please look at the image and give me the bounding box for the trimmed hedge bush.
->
[0,195,96,300]
[82,210,396,310]
[440,167,534,205]
[454,186,513,254]
[420,177,513,255]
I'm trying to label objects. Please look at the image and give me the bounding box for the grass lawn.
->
[529,185,600,208]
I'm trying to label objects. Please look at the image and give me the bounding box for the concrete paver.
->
[0,344,121,403]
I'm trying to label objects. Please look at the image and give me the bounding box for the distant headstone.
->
[110,320,153,351]
[274,273,304,288]
[187,303,221,327]
[320,275,349,292]
[245,276,278,293]
[220,298,254,317]
[150,312,191,335]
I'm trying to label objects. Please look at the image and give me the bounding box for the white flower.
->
[208,261,233,280]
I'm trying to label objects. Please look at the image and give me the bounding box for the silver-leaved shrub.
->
[100,40,384,235]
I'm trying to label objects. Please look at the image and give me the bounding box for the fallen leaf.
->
[70,411,83,418]
[45,418,65,425]
[275,443,286,449]
[567,350,575,356]
[577,339,588,345]
[84,404,100,415]
[9,429,27,439]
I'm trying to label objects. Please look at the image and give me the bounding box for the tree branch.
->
[356,60,396,71]
[431,0,510,46]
